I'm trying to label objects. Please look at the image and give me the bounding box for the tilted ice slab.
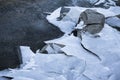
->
[45,35,100,63]
[0,52,86,80]
[81,24,120,80]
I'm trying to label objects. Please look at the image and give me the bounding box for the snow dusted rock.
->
[106,16,120,31]
[80,9,105,34]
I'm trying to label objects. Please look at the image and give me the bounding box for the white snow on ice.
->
[0,4,120,80]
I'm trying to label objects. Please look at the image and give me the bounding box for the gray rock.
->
[117,14,120,18]
[80,9,105,34]
[115,0,120,6]
[83,24,104,34]
[80,9,105,25]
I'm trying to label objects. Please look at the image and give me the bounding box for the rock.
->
[83,24,105,34]
[115,0,120,6]
[117,14,120,18]
[80,9,105,34]
[80,9,105,25]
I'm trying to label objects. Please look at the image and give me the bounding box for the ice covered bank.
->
[0,5,120,80]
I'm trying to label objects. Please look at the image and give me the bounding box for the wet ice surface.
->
[0,5,120,80]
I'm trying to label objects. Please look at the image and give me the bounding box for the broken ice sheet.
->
[2,52,86,80]
[83,63,112,80]
[47,7,81,34]
[39,43,65,54]
[46,35,100,62]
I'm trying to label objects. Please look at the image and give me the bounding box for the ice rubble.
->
[94,0,116,6]
[0,5,120,80]
[46,6,120,80]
